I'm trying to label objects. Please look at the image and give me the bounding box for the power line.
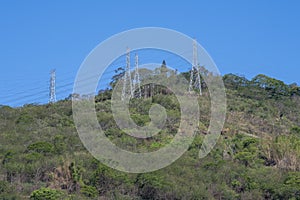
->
[1,48,197,107]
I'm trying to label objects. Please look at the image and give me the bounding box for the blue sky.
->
[0,1,299,106]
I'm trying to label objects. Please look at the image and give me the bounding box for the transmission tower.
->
[121,48,133,100]
[133,54,142,98]
[189,39,202,96]
[49,69,56,103]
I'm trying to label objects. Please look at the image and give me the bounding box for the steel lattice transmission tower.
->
[133,54,142,98]
[121,48,133,100]
[49,69,56,103]
[189,39,202,96]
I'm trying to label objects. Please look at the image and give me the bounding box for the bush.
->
[30,187,64,200]
[53,135,67,154]
[80,185,98,198]
[27,142,54,155]
[91,164,132,195]
[23,152,43,163]
[136,173,167,199]
[0,181,8,194]
[291,126,300,136]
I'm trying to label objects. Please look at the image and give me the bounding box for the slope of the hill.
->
[0,73,299,199]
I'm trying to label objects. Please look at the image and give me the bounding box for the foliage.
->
[0,72,300,199]
[136,173,169,199]
[27,141,54,155]
[80,185,98,198]
[30,187,64,200]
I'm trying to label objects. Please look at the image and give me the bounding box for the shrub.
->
[27,141,54,155]
[136,173,167,199]
[80,185,98,198]
[0,181,8,194]
[30,187,64,200]
[53,135,67,154]
[291,126,300,136]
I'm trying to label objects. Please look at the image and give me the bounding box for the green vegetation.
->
[30,188,64,200]
[0,71,299,199]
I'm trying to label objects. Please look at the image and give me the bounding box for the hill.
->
[0,73,299,199]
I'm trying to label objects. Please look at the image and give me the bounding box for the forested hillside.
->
[0,72,299,199]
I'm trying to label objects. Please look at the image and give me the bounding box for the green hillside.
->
[0,72,299,199]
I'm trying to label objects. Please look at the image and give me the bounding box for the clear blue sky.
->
[0,1,299,106]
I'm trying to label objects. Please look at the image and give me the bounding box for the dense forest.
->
[0,68,300,199]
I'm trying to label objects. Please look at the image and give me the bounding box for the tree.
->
[160,60,168,77]
[223,74,250,90]
[110,67,125,88]
[251,74,290,97]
